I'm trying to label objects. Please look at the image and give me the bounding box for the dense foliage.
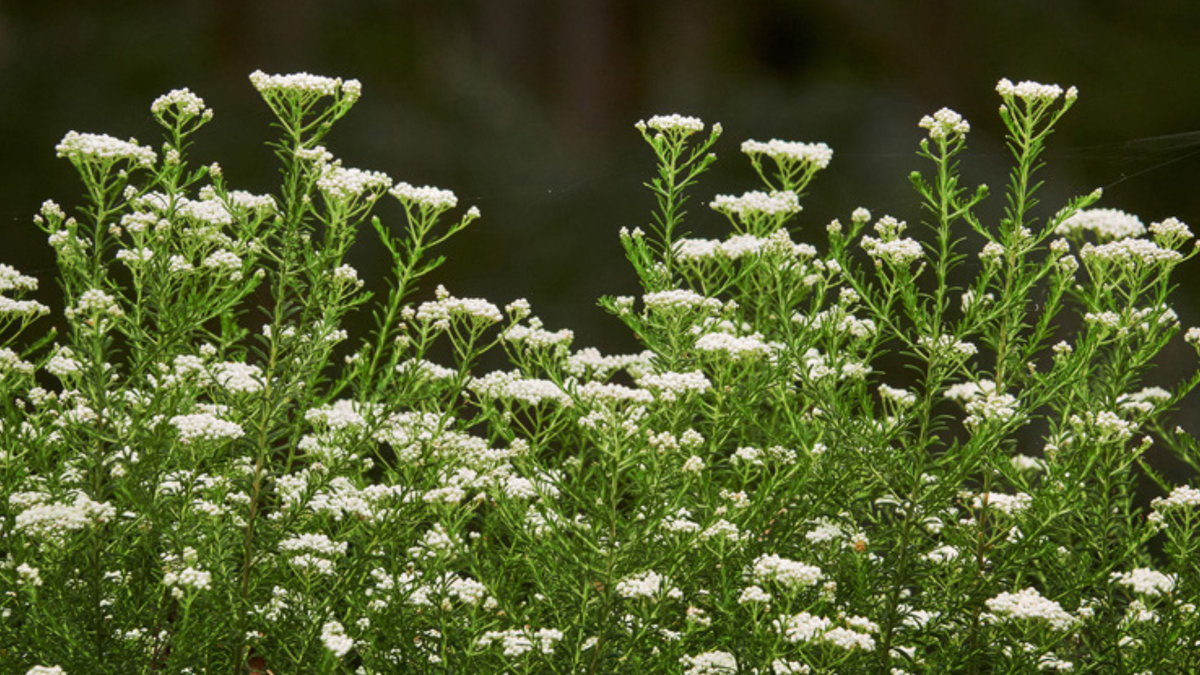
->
[3,73,1199,675]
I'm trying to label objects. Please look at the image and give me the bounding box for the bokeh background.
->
[2,1,1200,425]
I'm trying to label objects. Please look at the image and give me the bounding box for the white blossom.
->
[639,114,705,135]
[390,182,459,210]
[250,70,360,102]
[710,190,801,218]
[996,78,1070,103]
[919,108,970,140]
[56,131,155,168]
[742,139,832,168]
[680,650,738,675]
[984,587,1075,630]
[616,570,683,601]
[151,88,212,122]
[750,554,823,590]
[1111,568,1176,597]
[321,620,354,658]
[1056,208,1145,240]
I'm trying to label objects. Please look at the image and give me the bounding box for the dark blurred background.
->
[2,0,1200,377]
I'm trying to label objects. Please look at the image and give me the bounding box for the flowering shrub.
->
[3,72,1200,675]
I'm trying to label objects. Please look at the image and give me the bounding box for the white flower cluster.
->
[1080,238,1182,267]
[317,164,393,200]
[0,294,49,319]
[945,379,996,403]
[694,331,776,360]
[638,114,705,135]
[0,347,35,375]
[699,519,745,543]
[249,70,361,102]
[397,358,456,382]
[469,371,571,406]
[407,523,464,561]
[861,216,922,266]
[964,390,1020,428]
[304,399,369,431]
[0,264,39,293]
[970,492,1032,516]
[919,108,970,140]
[210,361,263,394]
[331,264,361,287]
[710,190,801,218]
[390,181,459,210]
[750,554,823,590]
[861,235,923,266]
[794,309,877,340]
[1055,208,1145,240]
[44,346,81,377]
[1151,485,1200,512]
[772,659,812,674]
[739,584,772,605]
[1068,410,1135,441]
[115,248,153,267]
[616,570,683,601]
[799,348,871,382]
[741,139,833,168]
[984,587,1076,630]
[923,545,960,564]
[565,348,655,380]
[16,563,43,587]
[170,412,245,443]
[321,620,354,658]
[416,286,502,327]
[226,189,277,214]
[636,370,711,401]
[280,532,348,557]
[503,319,574,350]
[1149,217,1193,248]
[14,491,116,543]
[25,667,66,675]
[996,78,1076,103]
[476,627,563,657]
[772,612,876,651]
[575,381,655,406]
[879,384,916,408]
[680,650,738,675]
[56,131,156,168]
[163,565,212,598]
[65,289,123,321]
[150,88,213,122]
[642,289,724,314]
[202,250,243,278]
[280,533,348,574]
[1111,568,1176,597]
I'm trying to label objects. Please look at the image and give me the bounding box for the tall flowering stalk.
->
[2,74,1200,675]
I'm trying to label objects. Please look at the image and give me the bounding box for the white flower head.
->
[317,164,393,201]
[391,182,458,210]
[56,131,156,169]
[680,650,738,675]
[1056,208,1145,240]
[742,139,833,169]
[151,88,213,124]
[996,78,1068,104]
[249,70,359,103]
[710,190,801,219]
[638,114,705,136]
[984,587,1075,630]
[1111,568,1176,597]
[321,620,354,658]
[919,108,970,140]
